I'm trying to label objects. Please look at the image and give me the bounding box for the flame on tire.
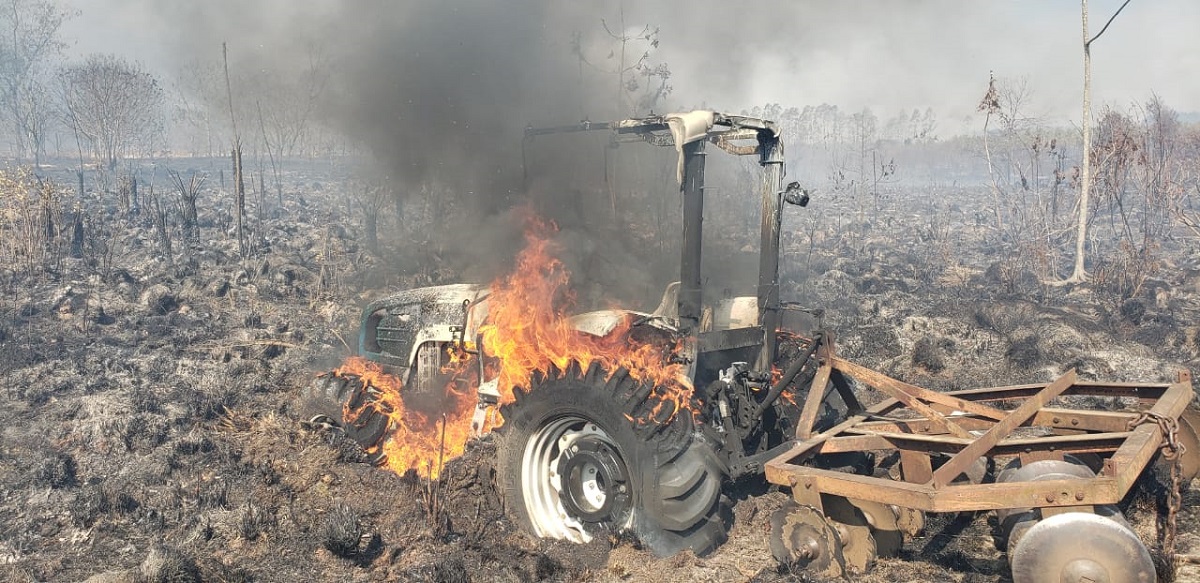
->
[478,219,692,421]
[336,354,477,480]
[333,217,693,479]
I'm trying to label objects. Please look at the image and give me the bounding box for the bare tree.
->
[1169,114,1200,238]
[850,107,880,214]
[570,11,670,118]
[253,46,329,213]
[978,74,1076,259]
[1058,0,1132,284]
[58,54,165,169]
[351,181,388,256]
[174,41,330,163]
[978,74,1005,231]
[15,74,51,165]
[222,42,247,258]
[172,58,224,157]
[0,0,68,162]
[257,45,328,157]
[569,12,672,218]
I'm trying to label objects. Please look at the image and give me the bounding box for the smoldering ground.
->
[7,2,1197,580]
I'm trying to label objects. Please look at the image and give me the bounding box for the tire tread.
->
[495,360,730,557]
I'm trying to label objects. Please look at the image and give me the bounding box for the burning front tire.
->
[494,361,731,557]
[299,373,390,462]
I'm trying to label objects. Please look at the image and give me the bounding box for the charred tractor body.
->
[308,111,1200,580]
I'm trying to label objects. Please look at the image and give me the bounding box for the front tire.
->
[298,373,390,463]
[495,361,731,557]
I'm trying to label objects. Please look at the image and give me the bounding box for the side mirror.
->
[783,181,810,207]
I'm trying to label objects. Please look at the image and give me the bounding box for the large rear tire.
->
[494,361,731,557]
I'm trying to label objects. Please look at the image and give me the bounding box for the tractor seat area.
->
[649,281,759,332]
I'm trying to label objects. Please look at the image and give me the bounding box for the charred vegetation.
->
[0,2,1198,582]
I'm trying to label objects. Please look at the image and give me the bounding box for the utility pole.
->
[1060,0,1131,284]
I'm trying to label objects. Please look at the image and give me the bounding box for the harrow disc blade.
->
[893,505,925,537]
[823,496,902,558]
[834,521,876,575]
[996,457,1095,484]
[769,503,846,579]
[1010,512,1154,583]
[995,458,1096,526]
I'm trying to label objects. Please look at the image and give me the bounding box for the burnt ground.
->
[1,162,1198,582]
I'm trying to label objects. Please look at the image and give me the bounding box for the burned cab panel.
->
[360,302,422,368]
[358,283,488,390]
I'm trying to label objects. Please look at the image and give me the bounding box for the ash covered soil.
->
[2,162,1198,582]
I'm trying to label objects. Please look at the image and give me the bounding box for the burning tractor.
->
[304,111,1200,580]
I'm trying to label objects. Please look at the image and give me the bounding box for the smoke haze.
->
[66,0,1200,128]
[56,0,1200,305]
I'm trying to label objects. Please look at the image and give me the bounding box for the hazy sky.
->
[59,0,1199,136]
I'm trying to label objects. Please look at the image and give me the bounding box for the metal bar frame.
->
[765,335,1195,513]
[677,139,706,335]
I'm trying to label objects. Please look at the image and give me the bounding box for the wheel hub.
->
[522,417,632,543]
[556,436,630,523]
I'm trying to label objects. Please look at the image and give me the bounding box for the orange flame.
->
[330,217,694,479]
[478,220,692,422]
[336,354,476,480]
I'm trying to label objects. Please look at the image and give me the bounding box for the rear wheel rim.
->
[521,415,631,542]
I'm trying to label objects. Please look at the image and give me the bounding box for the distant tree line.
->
[0,0,338,170]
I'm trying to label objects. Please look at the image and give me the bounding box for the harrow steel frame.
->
[765,333,1195,515]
